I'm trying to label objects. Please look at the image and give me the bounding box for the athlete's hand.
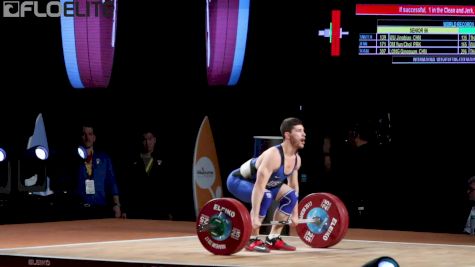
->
[252,215,262,229]
[290,214,299,227]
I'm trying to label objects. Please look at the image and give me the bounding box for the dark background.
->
[1,0,475,233]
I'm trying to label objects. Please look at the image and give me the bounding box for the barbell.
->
[196,192,349,255]
[260,217,322,226]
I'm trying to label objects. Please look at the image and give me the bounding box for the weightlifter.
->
[226,117,306,252]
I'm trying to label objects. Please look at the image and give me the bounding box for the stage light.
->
[0,147,10,194]
[18,113,49,192]
[362,256,399,267]
[77,146,87,160]
[0,148,6,162]
[34,146,48,160]
[25,113,49,160]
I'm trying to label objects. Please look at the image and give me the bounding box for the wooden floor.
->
[0,219,474,266]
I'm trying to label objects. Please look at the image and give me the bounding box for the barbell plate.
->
[296,192,349,248]
[196,198,251,255]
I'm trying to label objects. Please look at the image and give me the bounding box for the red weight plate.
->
[196,198,251,255]
[296,193,349,248]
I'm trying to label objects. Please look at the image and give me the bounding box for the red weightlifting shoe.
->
[265,236,296,251]
[245,238,270,253]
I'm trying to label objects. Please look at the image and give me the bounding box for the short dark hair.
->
[80,120,96,135]
[138,126,157,139]
[468,176,475,185]
[280,117,303,137]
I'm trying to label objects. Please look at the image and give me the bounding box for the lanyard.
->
[145,157,153,175]
[85,150,94,178]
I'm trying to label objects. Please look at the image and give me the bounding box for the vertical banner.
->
[206,0,249,86]
[193,116,223,216]
[60,0,118,88]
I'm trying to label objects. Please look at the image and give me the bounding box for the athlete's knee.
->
[279,190,298,215]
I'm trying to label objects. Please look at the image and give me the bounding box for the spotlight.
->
[0,147,10,194]
[18,113,49,192]
[27,113,50,160]
[0,148,6,162]
[34,146,48,160]
[362,256,399,267]
[77,146,87,160]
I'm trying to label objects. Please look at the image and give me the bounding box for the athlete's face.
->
[288,125,306,149]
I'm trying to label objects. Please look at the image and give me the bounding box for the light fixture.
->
[25,113,49,160]
[34,146,48,160]
[362,256,399,267]
[0,148,6,162]
[77,146,87,160]
[18,113,49,192]
[0,147,10,194]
